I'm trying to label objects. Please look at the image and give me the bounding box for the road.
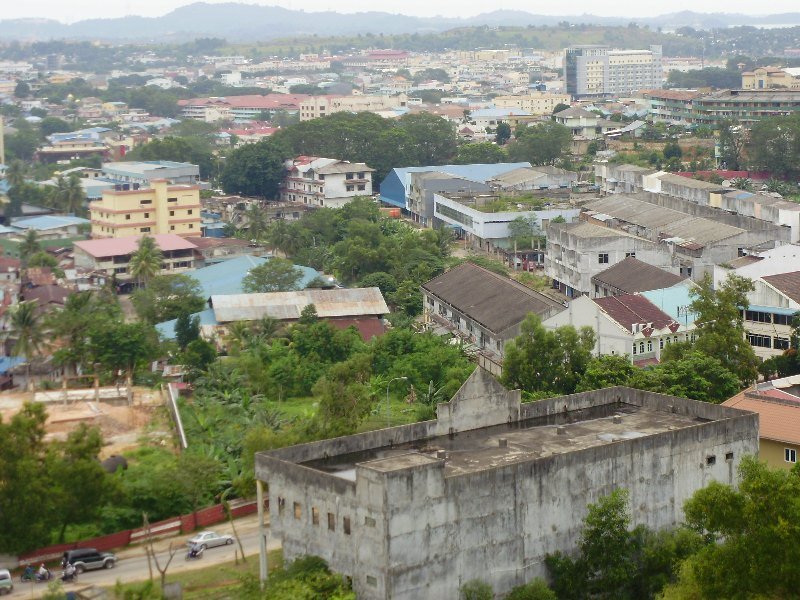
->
[7,515,280,599]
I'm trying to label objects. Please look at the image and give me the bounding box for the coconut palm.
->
[18,229,41,265]
[5,300,46,390]
[4,160,27,189]
[128,235,163,287]
[63,175,86,214]
[244,204,269,241]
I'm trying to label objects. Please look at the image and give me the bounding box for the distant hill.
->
[1,4,799,41]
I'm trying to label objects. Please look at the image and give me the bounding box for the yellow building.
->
[723,386,800,470]
[493,92,572,115]
[742,66,800,90]
[89,180,201,238]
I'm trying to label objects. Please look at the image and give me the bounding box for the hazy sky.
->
[3,0,798,23]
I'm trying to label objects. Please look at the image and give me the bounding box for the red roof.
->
[328,316,386,341]
[594,294,675,333]
[723,391,800,445]
[0,257,20,273]
[178,94,311,110]
[74,234,197,258]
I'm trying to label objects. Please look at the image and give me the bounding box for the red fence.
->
[19,499,261,566]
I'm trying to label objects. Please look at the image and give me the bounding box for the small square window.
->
[312,507,320,525]
[786,448,797,463]
[364,516,376,527]
[343,517,351,535]
[170,210,175,216]
[125,214,131,220]
[725,452,734,461]
[188,209,193,215]
[327,512,335,531]
[144,213,149,218]
[293,502,302,520]
[188,224,193,229]
[706,455,716,466]
[598,253,609,264]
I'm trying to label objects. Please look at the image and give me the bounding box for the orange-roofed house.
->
[723,375,800,469]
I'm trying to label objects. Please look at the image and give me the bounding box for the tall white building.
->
[565,45,663,98]
[280,156,374,209]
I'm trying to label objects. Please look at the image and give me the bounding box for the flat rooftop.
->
[303,402,706,479]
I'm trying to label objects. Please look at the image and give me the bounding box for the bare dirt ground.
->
[0,386,170,457]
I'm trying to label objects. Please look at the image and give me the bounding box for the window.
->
[140,227,151,233]
[327,512,335,531]
[170,225,175,231]
[343,517,351,535]
[140,199,152,205]
[726,452,734,461]
[745,310,771,323]
[357,184,366,191]
[674,336,678,344]
[639,342,645,354]
[747,333,772,348]
[346,185,355,192]
[598,253,609,264]
[632,344,637,355]
[169,210,175,216]
[293,502,302,520]
[278,497,286,515]
[188,224,194,229]
[187,209,193,215]
[786,448,797,463]
[659,339,664,349]
[168,196,177,202]
[647,340,653,352]
[625,252,636,258]
[706,455,716,466]
[366,576,377,587]
[312,507,320,525]
[125,214,131,220]
[358,172,366,179]
[346,173,354,180]
[775,337,790,350]
[594,284,600,295]
[144,212,150,218]
[364,516,376,527]
[774,313,792,326]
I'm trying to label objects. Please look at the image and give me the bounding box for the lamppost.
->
[386,376,408,428]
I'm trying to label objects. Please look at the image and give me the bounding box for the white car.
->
[186,531,234,550]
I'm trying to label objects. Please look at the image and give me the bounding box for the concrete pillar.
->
[257,479,268,586]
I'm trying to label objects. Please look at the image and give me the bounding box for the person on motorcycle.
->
[62,563,76,582]
[188,543,202,558]
[37,564,49,580]
[22,565,35,580]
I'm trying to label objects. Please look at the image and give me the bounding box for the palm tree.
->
[4,160,27,189]
[64,175,86,215]
[244,204,269,241]
[5,300,46,390]
[18,229,41,265]
[128,235,163,287]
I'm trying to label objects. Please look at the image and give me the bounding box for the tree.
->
[5,300,46,389]
[507,122,572,166]
[454,142,506,165]
[244,204,270,241]
[358,272,398,295]
[18,229,41,264]
[747,113,800,178]
[131,274,205,324]
[4,160,27,189]
[50,174,85,214]
[495,122,512,145]
[717,119,745,170]
[126,136,215,180]
[506,579,556,600]
[576,355,636,392]
[501,314,595,396]
[242,258,303,293]
[27,251,64,277]
[662,141,682,160]
[175,313,201,349]
[460,579,493,600]
[39,117,72,137]
[388,279,423,317]
[507,215,539,248]
[89,321,159,402]
[397,112,457,165]
[14,81,30,98]
[552,103,570,114]
[129,235,163,287]
[220,138,289,198]
[690,274,758,386]
[663,457,800,598]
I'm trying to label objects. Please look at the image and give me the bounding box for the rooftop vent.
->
[436,450,447,460]
[556,426,567,435]
[613,415,623,424]
[499,438,508,448]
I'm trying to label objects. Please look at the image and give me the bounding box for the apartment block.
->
[298,94,408,121]
[493,92,572,115]
[565,45,663,98]
[89,180,202,238]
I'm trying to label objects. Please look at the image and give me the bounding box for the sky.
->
[2,0,799,23]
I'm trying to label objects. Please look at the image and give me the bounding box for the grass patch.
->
[265,396,317,422]
[359,397,419,432]
[108,549,282,599]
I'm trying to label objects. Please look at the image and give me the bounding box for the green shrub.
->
[460,579,493,600]
[506,578,557,600]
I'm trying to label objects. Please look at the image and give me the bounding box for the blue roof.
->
[156,308,218,340]
[641,282,698,325]
[11,215,90,231]
[188,254,322,298]
[0,356,25,374]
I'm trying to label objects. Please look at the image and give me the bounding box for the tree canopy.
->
[242,258,304,293]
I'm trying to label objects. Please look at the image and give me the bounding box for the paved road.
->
[7,516,280,599]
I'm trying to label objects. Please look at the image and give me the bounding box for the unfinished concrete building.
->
[255,369,757,599]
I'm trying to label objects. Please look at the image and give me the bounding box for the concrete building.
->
[493,92,572,115]
[553,107,618,141]
[178,94,310,122]
[741,66,800,90]
[280,156,375,208]
[73,234,198,281]
[564,45,663,98]
[421,262,565,374]
[89,180,201,238]
[691,90,800,126]
[739,271,800,359]
[299,94,408,121]
[9,215,89,240]
[724,376,800,470]
[487,166,578,192]
[100,161,201,188]
[641,89,701,123]
[255,367,758,600]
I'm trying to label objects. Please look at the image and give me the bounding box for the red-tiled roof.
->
[74,234,197,258]
[328,316,386,341]
[0,257,20,273]
[178,94,310,109]
[723,392,800,445]
[593,294,675,332]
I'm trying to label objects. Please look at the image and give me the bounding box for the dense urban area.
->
[0,6,800,599]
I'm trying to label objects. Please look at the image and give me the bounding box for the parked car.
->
[61,548,116,573]
[186,531,234,550]
[0,569,12,595]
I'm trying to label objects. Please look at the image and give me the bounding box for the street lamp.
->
[386,376,408,428]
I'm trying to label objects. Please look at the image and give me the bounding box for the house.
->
[591,256,685,298]
[9,215,89,240]
[421,262,565,375]
[723,376,800,469]
[73,234,198,283]
[487,166,578,191]
[299,94,408,121]
[89,180,201,238]
[739,271,800,359]
[493,92,572,115]
[544,283,697,364]
[280,156,375,208]
[178,94,310,122]
[0,257,20,283]
[552,107,618,142]
[256,367,757,600]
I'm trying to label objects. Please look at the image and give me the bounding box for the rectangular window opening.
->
[327,512,335,531]
[706,455,716,466]
[293,502,302,520]
[343,517,351,535]
[786,448,797,463]
[311,507,320,525]
[725,452,734,461]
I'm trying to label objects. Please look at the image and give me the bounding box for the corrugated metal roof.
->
[210,287,389,323]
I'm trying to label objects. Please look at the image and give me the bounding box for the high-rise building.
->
[565,45,663,98]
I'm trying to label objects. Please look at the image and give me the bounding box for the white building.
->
[280,156,375,208]
[565,45,663,98]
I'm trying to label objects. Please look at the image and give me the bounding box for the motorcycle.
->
[21,568,52,583]
[185,546,205,561]
[61,569,78,583]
